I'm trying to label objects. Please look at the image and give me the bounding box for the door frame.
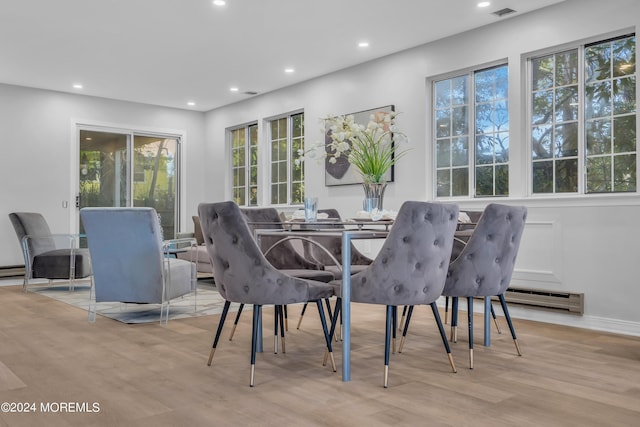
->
[69,118,188,235]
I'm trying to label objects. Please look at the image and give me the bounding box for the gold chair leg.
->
[493,316,502,334]
[447,353,457,373]
[250,364,255,387]
[399,336,406,353]
[323,348,329,366]
[228,323,238,341]
[383,365,389,388]
[469,348,474,370]
[450,325,458,343]
[328,352,336,372]
[207,348,216,366]
[514,338,522,356]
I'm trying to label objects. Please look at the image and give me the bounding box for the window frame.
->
[526,31,637,197]
[266,111,305,206]
[229,122,259,207]
[431,60,510,199]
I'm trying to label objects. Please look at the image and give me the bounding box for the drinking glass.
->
[304,197,318,222]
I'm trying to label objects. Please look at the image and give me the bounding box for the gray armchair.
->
[80,207,196,324]
[198,201,336,387]
[443,203,527,368]
[328,201,460,387]
[9,212,92,292]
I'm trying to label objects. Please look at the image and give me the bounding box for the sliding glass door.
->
[78,128,179,239]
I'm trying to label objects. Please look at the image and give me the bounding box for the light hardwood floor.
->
[1,282,639,427]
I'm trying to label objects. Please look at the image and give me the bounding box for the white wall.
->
[0,83,207,266]
[204,0,640,335]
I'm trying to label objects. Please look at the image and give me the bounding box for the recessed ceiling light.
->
[73,83,83,89]
[230,87,239,92]
[477,1,491,7]
[187,101,196,106]
[284,68,295,73]
[358,41,369,48]
[213,0,226,6]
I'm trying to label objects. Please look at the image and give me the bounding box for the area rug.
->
[31,281,238,324]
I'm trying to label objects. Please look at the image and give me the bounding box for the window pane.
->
[452,76,469,105]
[586,119,611,155]
[613,154,636,191]
[475,165,493,196]
[532,55,554,91]
[452,106,468,135]
[585,80,613,119]
[475,134,494,165]
[587,156,612,192]
[613,37,636,77]
[532,125,552,159]
[495,164,509,195]
[532,161,553,193]
[435,80,451,108]
[451,168,469,196]
[556,50,578,86]
[555,123,578,157]
[555,86,579,122]
[452,137,469,167]
[436,139,451,168]
[613,76,636,115]
[613,115,637,153]
[585,43,612,83]
[532,90,553,125]
[436,169,450,197]
[555,158,578,192]
[495,132,509,163]
[436,109,451,138]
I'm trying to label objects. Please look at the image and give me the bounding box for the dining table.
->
[252,217,481,382]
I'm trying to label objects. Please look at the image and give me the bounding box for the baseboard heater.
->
[500,286,584,315]
[0,265,25,278]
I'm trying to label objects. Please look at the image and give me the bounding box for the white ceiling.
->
[0,0,564,112]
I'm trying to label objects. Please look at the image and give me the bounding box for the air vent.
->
[492,8,516,17]
[243,91,258,96]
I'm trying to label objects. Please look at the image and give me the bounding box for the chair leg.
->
[275,305,286,354]
[250,305,262,387]
[274,305,280,354]
[444,296,449,324]
[399,305,408,332]
[498,294,521,356]
[467,297,474,369]
[430,302,457,373]
[228,303,244,341]
[392,305,398,354]
[325,297,342,366]
[208,300,231,366]
[398,305,414,353]
[297,303,308,329]
[283,305,288,331]
[316,300,336,372]
[324,297,333,320]
[450,297,459,342]
[490,303,502,334]
[384,305,393,388]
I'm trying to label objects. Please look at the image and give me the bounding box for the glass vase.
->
[362,182,388,211]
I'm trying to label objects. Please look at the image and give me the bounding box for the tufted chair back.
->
[347,201,459,306]
[443,203,527,297]
[239,207,322,271]
[198,201,331,305]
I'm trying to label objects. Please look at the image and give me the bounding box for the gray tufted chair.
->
[9,212,92,292]
[443,203,527,369]
[198,201,336,387]
[233,206,335,338]
[328,201,460,387]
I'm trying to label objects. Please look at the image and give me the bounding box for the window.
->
[231,124,258,206]
[269,112,304,205]
[530,34,636,194]
[434,64,509,198]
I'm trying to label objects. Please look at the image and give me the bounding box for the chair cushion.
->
[32,248,92,279]
[323,264,369,280]
[279,269,334,283]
